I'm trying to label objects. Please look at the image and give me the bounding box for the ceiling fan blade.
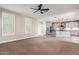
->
[38,4,43,10]
[33,10,39,13]
[40,10,43,14]
[38,4,42,8]
[30,8,38,10]
[41,11,43,14]
[41,8,49,11]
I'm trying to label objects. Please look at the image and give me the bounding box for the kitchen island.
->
[56,30,71,37]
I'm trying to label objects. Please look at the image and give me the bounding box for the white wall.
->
[0,8,38,43]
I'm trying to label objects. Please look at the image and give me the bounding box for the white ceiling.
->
[0,4,79,20]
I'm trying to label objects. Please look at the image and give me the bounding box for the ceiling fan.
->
[31,4,49,14]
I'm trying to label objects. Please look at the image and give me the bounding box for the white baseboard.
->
[0,35,40,44]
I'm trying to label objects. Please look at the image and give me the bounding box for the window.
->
[25,17,32,34]
[2,12,15,36]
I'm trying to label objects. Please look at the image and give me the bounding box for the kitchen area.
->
[46,20,79,37]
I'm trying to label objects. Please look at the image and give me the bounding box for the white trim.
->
[0,35,40,44]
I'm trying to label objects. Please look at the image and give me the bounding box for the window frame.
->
[2,12,15,36]
[25,17,33,34]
